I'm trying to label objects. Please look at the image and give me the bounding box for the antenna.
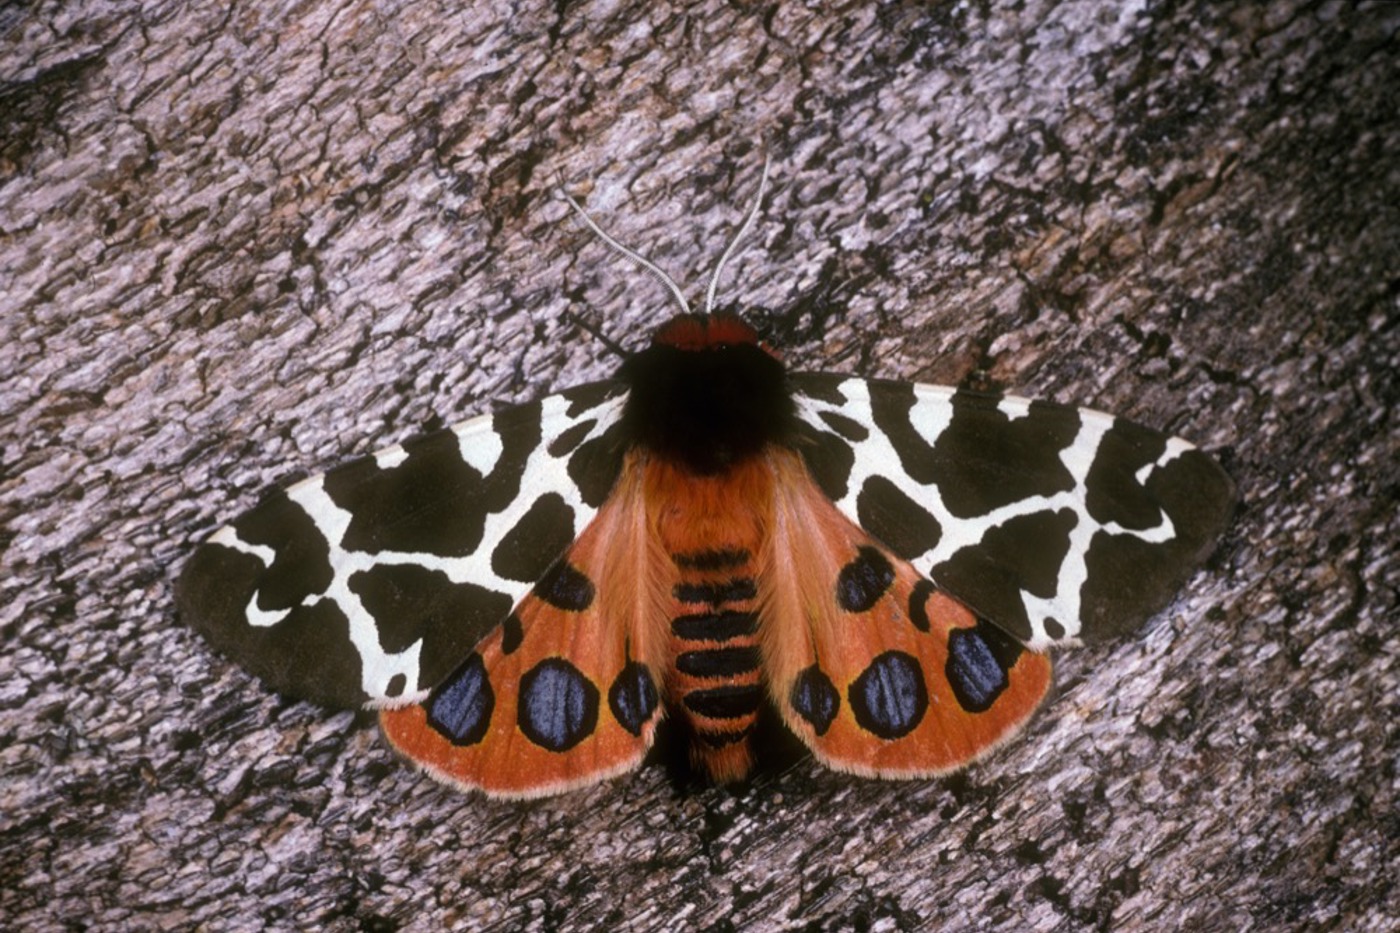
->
[560,189,692,316]
[703,154,770,316]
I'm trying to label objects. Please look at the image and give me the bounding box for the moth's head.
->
[651,312,781,360]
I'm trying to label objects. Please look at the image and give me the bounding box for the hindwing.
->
[760,451,1052,776]
[379,455,669,798]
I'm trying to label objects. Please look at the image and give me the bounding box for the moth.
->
[178,165,1234,798]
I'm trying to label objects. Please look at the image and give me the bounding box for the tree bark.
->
[2,1,1396,929]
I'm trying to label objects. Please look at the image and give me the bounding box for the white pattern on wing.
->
[794,378,1194,650]
[215,391,628,703]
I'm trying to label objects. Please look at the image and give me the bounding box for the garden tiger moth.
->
[178,162,1234,797]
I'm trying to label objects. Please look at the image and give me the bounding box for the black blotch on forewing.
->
[533,560,595,611]
[568,416,628,509]
[790,665,840,735]
[683,684,764,719]
[849,651,928,739]
[518,659,600,752]
[945,620,1024,713]
[931,508,1077,641]
[561,379,625,417]
[856,475,942,559]
[427,653,494,746]
[819,410,870,442]
[346,564,513,691]
[836,546,896,612]
[870,383,1079,519]
[1078,447,1235,640]
[230,490,334,612]
[325,402,543,557]
[1082,417,1170,530]
[177,543,365,707]
[547,418,597,457]
[792,420,856,502]
[789,372,851,406]
[609,662,659,736]
[490,493,577,583]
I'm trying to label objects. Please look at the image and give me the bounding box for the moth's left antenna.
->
[560,187,693,317]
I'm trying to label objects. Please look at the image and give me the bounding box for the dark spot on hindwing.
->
[945,620,1027,713]
[856,475,942,559]
[533,560,595,611]
[790,665,840,735]
[908,579,937,632]
[385,673,406,698]
[491,493,577,583]
[500,613,523,654]
[608,662,659,736]
[850,651,928,739]
[427,653,494,746]
[836,547,896,612]
[518,658,599,752]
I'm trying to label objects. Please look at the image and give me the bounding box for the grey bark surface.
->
[2,1,1396,930]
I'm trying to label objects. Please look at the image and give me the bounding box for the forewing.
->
[177,382,629,709]
[761,452,1051,777]
[789,374,1234,649]
[380,456,667,798]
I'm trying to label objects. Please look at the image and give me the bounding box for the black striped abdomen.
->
[666,548,764,781]
[642,454,775,784]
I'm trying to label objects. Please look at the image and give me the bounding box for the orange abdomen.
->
[644,456,773,782]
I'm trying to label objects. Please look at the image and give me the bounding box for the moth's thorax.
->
[618,312,795,475]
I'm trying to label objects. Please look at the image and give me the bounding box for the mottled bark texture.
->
[2,1,1396,930]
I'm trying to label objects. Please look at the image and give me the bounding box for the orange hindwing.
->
[379,459,669,798]
[760,449,1053,777]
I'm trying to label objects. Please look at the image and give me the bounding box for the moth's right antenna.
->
[703,154,770,316]
[560,188,693,317]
